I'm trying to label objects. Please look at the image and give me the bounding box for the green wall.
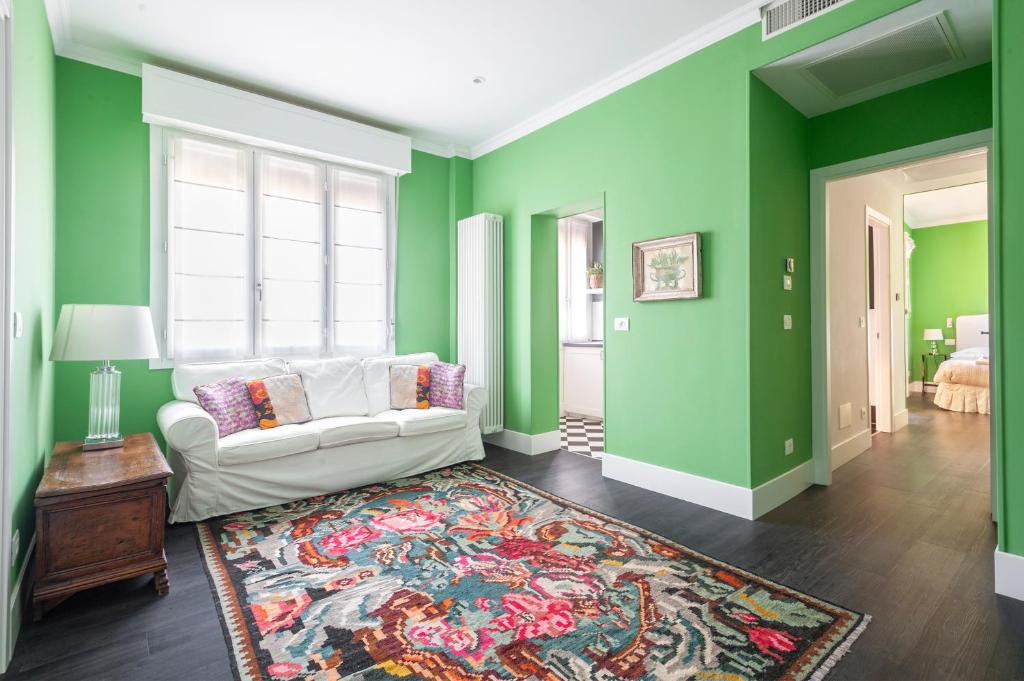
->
[10,0,56,589]
[807,63,993,170]
[994,0,1023,557]
[907,220,989,382]
[473,0,934,488]
[749,76,811,486]
[53,59,459,444]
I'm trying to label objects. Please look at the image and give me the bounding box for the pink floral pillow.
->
[429,362,466,409]
[194,377,259,437]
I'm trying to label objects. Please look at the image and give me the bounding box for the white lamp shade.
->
[50,304,160,362]
[923,328,944,342]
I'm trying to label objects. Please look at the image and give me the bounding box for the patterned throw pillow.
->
[390,364,431,410]
[194,377,259,437]
[429,361,466,409]
[246,374,312,429]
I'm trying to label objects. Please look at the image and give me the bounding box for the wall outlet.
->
[10,528,19,568]
[860,407,868,421]
[947,317,953,328]
[784,438,794,455]
[613,317,630,331]
[783,275,792,291]
[945,338,956,346]
[783,314,792,330]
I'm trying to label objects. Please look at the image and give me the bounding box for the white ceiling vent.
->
[802,15,962,98]
[761,0,853,39]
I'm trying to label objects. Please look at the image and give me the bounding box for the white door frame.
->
[0,1,13,671]
[810,129,993,485]
[865,207,893,434]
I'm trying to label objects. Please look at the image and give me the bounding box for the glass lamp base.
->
[86,361,123,451]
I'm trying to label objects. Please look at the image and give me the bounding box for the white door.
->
[866,209,893,433]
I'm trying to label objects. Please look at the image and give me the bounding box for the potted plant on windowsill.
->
[587,262,604,289]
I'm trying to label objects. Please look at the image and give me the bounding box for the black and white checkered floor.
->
[560,416,604,459]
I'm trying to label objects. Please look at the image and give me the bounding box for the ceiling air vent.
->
[802,15,962,99]
[761,0,853,40]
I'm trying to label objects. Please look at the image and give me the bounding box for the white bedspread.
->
[932,358,989,388]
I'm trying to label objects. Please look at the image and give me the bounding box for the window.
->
[154,130,394,364]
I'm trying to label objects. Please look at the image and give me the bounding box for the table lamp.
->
[50,305,159,450]
[923,328,944,355]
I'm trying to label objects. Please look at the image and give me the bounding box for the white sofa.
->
[157,353,486,523]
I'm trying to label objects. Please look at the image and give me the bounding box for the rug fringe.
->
[808,614,871,681]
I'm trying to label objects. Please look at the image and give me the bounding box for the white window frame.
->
[149,126,396,368]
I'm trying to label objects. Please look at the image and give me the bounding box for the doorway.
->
[811,130,993,486]
[557,208,604,458]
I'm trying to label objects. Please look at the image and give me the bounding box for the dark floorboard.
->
[4,395,1023,680]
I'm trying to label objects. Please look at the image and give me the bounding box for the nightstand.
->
[921,352,950,388]
[32,432,172,619]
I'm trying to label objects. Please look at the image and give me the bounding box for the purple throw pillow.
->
[194,377,259,437]
[429,362,466,409]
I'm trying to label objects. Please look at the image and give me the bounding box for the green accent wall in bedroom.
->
[907,220,989,383]
[53,58,459,445]
[10,0,57,590]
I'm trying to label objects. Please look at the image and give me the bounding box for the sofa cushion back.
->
[363,352,439,415]
[172,358,288,404]
[288,357,368,419]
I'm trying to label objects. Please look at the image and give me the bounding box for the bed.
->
[932,314,990,414]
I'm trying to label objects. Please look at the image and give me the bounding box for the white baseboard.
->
[831,429,872,471]
[602,454,814,520]
[893,408,909,431]
[484,429,560,456]
[910,381,937,394]
[909,381,923,393]
[602,453,754,518]
[995,549,1024,602]
[5,532,35,672]
[752,460,814,518]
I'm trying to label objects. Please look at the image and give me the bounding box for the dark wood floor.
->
[4,396,1022,680]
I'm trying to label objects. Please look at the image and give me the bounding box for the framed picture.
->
[632,232,702,301]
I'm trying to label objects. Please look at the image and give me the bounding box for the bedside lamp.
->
[923,328,944,356]
[50,305,159,450]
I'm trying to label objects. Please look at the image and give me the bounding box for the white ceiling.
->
[45,0,763,158]
[754,0,991,117]
[905,182,988,229]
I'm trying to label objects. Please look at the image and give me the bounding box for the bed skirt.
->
[934,382,990,414]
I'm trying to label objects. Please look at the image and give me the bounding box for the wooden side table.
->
[921,352,950,388]
[33,432,172,620]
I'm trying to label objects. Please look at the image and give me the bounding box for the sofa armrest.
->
[464,383,488,420]
[158,400,218,454]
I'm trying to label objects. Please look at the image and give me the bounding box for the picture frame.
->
[632,232,702,301]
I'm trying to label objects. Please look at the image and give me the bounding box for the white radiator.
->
[457,213,503,434]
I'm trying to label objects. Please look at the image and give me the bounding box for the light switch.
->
[858,317,866,328]
[946,317,953,328]
[783,314,792,330]
[12,312,22,339]
[784,438,794,456]
[786,257,795,273]
[613,317,630,331]
[783,275,792,291]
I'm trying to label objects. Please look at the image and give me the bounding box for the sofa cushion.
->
[218,424,319,466]
[289,357,368,419]
[173,358,288,404]
[377,407,466,436]
[310,416,399,448]
[363,353,438,415]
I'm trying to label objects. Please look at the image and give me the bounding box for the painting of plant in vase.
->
[632,232,702,301]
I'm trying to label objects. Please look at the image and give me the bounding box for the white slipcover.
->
[158,354,486,523]
[289,357,368,418]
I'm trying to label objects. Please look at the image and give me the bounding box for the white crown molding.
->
[44,0,764,161]
[411,138,472,160]
[468,0,763,158]
[908,212,988,229]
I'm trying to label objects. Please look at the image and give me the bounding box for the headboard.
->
[956,314,989,351]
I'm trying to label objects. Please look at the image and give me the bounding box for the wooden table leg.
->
[154,568,170,596]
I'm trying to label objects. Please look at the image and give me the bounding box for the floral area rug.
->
[196,464,868,681]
